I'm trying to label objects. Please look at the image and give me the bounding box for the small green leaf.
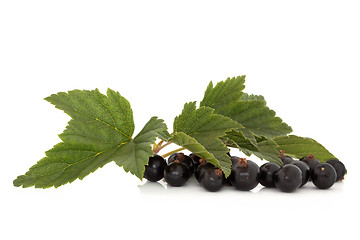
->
[273,135,336,162]
[225,130,282,165]
[113,117,167,179]
[169,132,216,163]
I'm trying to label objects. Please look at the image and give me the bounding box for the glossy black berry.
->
[290,161,310,187]
[201,167,225,192]
[299,154,320,173]
[326,159,346,181]
[164,161,190,187]
[230,158,259,191]
[273,165,302,192]
[143,154,167,182]
[168,153,195,177]
[195,161,213,183]
[279,150,294,165]
[259,162,281,188]
[311,163,337,189]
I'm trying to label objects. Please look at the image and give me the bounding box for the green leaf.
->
[273,135,336,162]
[225,130,282,165]
[227,98,292,138]
[113,117,167,179]
[46,88,135,140]
[200,76,292,139]
[169,132,217,163]
[13,89,166,188]
[200,75,246,110]
[172,102,243,177]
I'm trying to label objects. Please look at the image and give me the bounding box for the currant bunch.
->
[259,152,346,192]
[143,151,346,193]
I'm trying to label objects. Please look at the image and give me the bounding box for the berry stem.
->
[161,147,186,158]
[153,142,172,154]
[238,158,248,167]
[157,140,164,147]
[152,140,164,152]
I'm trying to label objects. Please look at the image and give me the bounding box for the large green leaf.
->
[200,76,292,139]
[273,135,337,162]
[172,102,243,177]
[13,89,166,188]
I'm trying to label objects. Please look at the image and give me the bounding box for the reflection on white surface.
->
[137,181,166,195]
[138,177,345,197]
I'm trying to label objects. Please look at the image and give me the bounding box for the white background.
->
[1,1,359,239]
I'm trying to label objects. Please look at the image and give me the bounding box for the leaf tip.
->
[13,175,34,188]
[13,176,22,187]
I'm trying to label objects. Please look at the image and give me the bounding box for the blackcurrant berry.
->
[194,160,213,183]
[326,159,346,181]
[311,163,337,189]
[273,165,302,192]
[201,167,225,192]
[143,154,167,182]
[259,162,281,188]
[168,152,195,177]
[290,161,310,187]
[164,161,190,187]
[279,150,294,165]
[299,154,320,173]
[230,158,259,191]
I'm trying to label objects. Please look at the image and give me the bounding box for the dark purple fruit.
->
[259,162,281,188]
[299,154,320,173]
[290,161,310,187]
[201,167,225,192]
[168,153,195,177]
[279,150,294,165]
[230,158,259,191]
[326,159,346,182]
[143,154,167,182]
[311,163,337,189]
[273,165,302,192]
[164,161,190,187]
[195,160,213,183]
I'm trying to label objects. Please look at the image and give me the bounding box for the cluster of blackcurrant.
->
[143,153,197,187]
[143,151,346,193]
[271,151,347,192]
